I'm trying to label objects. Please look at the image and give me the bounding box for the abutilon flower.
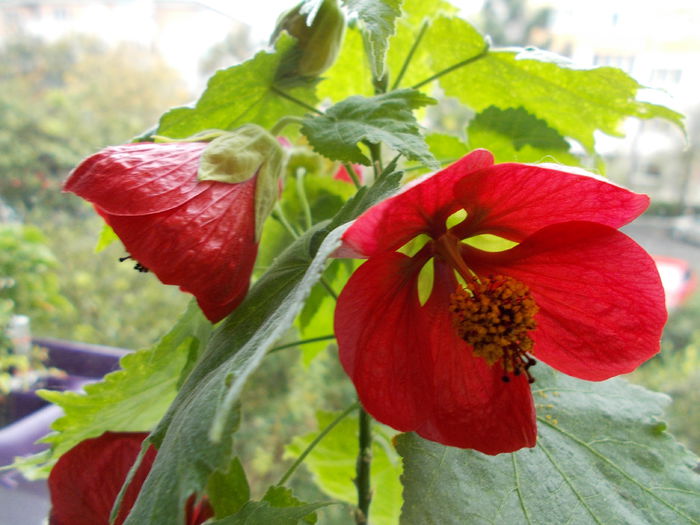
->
[64,126,285,323]
[48,432,213,525]
[334,150,666,454]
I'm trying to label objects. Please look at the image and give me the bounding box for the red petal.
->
[462,221,667,380]
[99,175,258,323]
[64,143,210,215]
[48,432,155,525]
[342,150,494,257]
[335,251,537,453]
[452,163,649,242]
[335,252,434,430]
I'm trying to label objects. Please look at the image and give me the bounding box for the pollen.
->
[449,274,539,383]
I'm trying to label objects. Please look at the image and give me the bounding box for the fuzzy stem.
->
[342,162,363,189]
[355,406,373,525]
[271,85,324,115]
[295,169,313,230]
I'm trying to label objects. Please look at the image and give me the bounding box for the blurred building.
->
[542,0,700,208]
[0,0,249,91]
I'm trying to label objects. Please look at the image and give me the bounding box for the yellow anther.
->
[449,274,539,383]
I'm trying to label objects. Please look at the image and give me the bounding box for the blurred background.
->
[0,0,698,522]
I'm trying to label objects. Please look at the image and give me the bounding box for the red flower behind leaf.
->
[48,432,213,525]
[64,142,259,323]
[335,150,666,454]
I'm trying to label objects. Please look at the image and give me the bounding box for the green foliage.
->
[31,302,210,472]
[0,35,188,211]
[286,411,403,525]
[397,365,700,525]
[343,0,403,80]
[0,223,70,325]
[157,34,317,139]
[123,225,348,524]
[207,457,251,517]
[301,89,437,166]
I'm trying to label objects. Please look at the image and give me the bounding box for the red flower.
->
[48,432,213,525]
[64,142,259,323]
[334,150,666,454]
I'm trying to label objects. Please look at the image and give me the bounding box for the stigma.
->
[449,274,538,383]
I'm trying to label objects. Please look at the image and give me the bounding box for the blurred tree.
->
[479,0,552,47]
[0,34,189,212]
[199,27,255,78]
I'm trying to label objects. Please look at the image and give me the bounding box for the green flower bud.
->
[272,0,345,80]
[198,124,286,240]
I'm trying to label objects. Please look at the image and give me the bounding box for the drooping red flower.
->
[335,150,666,454]
[64,141,259,323]
[48,432,213,525]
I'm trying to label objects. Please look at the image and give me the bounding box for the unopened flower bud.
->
[271,0,345,80]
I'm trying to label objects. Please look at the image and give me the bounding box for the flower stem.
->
[392,20,429,90]
[271,85,324,115]
[295,169,313,230]
[355,405,373,525]
[267,335,336,354]
[276,401,360,487]
[411,43,490,90]
[270,115,305,136]
[320,277,338,300]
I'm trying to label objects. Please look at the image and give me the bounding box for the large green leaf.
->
[35,301,210,470]
[122,223,347,524]
[301,89,437,167]
[404,15,683,152]
[318,26,374,102]
[397,366,700,525]
[286,411,403,525]
[157,34,317,138]
[343,0,403,80]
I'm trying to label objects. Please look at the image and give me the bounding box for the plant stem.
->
[392,20,429,90]
[411,43,490,90]
[271,85,324,115]
[355,405,373,525]
[267,335,336,354]
[367,142,383,180]
[342,162,363,189]
[276,401,360,487]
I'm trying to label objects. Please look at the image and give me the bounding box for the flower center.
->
[449,275,538,383]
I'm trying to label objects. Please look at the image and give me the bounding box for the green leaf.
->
[123,224,348,525]
[207,457,250,518]
[397,366,700,525]
[208,499,330,525]
[467,106,581,165]
[286,411,403,525]
[34,301,210,472]
[386,0,458,89]
[406,15,683,152]
[157,33,317,138]
[343,0,403,80]
[318,26,373,102]
[301,89,437,167]
[94,223,118,253]
[262,486,320,524]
